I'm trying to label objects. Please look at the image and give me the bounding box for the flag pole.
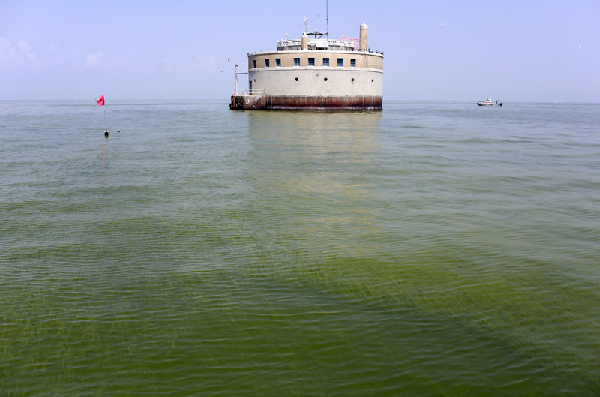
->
[104,95,107,131]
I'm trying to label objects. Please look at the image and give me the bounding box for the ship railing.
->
[236,89,265,96]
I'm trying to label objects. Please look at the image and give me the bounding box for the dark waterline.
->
[1,100,599,395]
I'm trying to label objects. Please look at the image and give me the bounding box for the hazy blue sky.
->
[1,0,598,101]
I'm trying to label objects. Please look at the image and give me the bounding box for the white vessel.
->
[477,98,502,107]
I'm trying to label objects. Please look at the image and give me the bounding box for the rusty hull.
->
[230,95,382,110]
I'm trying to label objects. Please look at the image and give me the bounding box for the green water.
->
[1,100,599,395]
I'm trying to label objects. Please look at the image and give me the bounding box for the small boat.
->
[477,98,502,107]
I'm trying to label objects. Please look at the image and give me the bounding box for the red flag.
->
[96,95,105,106]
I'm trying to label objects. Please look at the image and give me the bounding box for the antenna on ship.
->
[326,0,329,40]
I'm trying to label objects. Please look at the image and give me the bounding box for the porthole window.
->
[352,78,355,82]
[324,78,328,81]
[295,77,298,81]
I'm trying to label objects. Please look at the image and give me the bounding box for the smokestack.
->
[359,23,368,52]
[301,33,308,50]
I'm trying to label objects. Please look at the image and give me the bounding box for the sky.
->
[1,0,598,101]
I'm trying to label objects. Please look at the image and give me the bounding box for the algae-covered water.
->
[1,100,599,395]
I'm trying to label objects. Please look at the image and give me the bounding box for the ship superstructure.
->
[230,23,383,110]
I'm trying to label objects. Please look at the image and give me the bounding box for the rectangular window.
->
[265,59,270,68]
[308,58,315,66]
[294,58,300,66]
[253,60,256,68]
[322,58,329,67]
[351,59,356,68]
[276,59,281,67]
[337,58,343,67]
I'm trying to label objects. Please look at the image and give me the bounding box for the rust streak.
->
[230,95,382,110]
